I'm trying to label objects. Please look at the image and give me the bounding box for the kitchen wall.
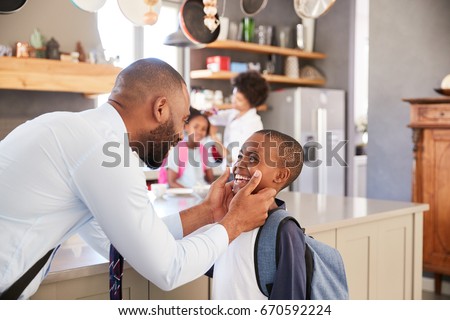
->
[0,0,102,139]
[367,0,450,201]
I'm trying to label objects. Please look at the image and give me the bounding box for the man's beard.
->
[130,118,181,169]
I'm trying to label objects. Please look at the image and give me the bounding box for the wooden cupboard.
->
[405,97,450,294]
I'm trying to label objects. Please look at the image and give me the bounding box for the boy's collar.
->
[268,198,286,215]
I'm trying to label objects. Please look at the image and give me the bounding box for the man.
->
[0,58,275,299]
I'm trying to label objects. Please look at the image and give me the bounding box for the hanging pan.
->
[0,0,28,14]
[180,0,220,45]
[240,0,268,17]
[293,0,336,19]
[118,0,162,26]
[70,0,107,13]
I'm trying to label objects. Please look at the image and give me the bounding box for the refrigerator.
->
[261,87,346,196]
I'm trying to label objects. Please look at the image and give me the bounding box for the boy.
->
[208,129,306,299]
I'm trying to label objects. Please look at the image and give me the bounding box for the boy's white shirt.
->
[188,224,267,299]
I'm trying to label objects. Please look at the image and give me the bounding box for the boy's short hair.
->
[255,129,304,189]
[231,71,269,108]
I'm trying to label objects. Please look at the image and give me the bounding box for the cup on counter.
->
[151,183,167,198]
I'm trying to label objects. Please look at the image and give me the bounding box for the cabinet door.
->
[337,222,377,299]
[422,129,450,273]
[337,215,414,300]
[31,267,149,300]
[376,215,413,299]
[309,229,336,248]
[149,276,209,300]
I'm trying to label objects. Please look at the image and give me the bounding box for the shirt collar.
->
[268,198,286,215]
[99,102,128,141]
[240,107,258,119]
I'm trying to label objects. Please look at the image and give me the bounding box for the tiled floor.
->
[422,291,450,300]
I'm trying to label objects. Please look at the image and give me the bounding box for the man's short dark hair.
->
[231,71,270,108]
[255,129,304,189]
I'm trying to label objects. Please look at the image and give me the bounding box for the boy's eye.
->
[237,153,243,160]
[249,155,258,163]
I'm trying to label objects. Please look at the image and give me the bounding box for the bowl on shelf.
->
[434,88,450,96]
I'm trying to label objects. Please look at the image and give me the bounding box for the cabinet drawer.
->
[417,106,450,124]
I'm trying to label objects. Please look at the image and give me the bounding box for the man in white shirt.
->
[0,58,275,299]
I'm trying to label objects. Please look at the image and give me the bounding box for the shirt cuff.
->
[161,214,183,240]
[202,223,229,254]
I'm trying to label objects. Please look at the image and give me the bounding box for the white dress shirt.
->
[0,103,228,299]
[209,108,263,166]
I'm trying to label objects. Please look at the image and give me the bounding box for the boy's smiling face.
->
[232,132,290,194]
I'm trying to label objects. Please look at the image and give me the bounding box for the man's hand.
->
[219,170,276,242]
[203,167,234,223]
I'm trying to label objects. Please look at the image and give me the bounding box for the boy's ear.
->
[151,96,169,123]
[274,168,290,185]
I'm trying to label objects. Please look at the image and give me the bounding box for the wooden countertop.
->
[43,192,428,284]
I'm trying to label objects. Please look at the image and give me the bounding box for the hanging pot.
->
[164,26,203,48]
[180,0,220,45]
[240,0,268,17]
[293,0,336,19]
[70,0,107,13]
[0,0,28,14]
[118,0,162,26]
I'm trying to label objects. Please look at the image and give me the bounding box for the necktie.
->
[109,244,124,300]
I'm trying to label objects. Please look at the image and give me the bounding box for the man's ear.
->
[274,168,290,186]
[152,96,168,123]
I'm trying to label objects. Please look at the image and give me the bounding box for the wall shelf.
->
[0,57,121,95]
[190,69,325,86]
[200,40,326,59]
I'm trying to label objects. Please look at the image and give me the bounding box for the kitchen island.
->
[31,192,428,300]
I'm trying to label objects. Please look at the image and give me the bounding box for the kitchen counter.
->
[32,192,428,300]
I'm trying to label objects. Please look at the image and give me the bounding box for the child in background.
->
[158,107,214,188]
[208,129,306,299]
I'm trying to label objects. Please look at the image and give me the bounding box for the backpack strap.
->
[0,248,55,300]
[254,209,300,297]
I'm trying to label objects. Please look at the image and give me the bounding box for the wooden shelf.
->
[199,40,326,59]
[0,57,122,95]
[190,69,325,86]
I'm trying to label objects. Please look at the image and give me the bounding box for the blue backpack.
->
[255,209,349,299]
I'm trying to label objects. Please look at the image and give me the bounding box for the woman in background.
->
[207,71,270,168]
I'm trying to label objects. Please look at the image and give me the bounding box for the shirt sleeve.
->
[77,219,111,260]
[166,148,179,173]
[208,109,233,127]
[269,219,307,300]
[71,141,229,291]
[244,114,263,137]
